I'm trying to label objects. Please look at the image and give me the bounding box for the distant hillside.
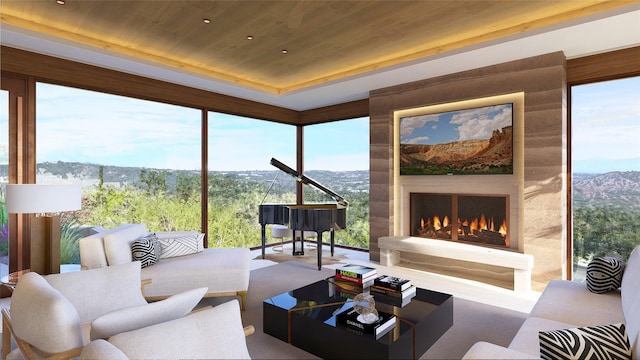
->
[573,171,640,211]
[400,126,512,175]
[2,163,636,210]
[0,161,369,195]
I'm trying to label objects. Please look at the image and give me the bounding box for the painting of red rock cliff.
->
[400,103,513,175]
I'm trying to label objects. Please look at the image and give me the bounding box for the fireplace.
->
[410,193,509,248]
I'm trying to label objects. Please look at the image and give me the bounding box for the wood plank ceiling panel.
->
[1,0,634,94]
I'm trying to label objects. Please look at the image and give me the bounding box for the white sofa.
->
[79,224,250,309]
[463,245,640,359]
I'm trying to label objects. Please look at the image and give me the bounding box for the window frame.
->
[566,46,640,279]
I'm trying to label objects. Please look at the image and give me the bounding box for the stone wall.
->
[368,52,567,291]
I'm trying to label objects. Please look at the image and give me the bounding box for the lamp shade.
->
[5,184,82,214]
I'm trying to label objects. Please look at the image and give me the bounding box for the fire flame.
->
[419,213,507,238]
[499,219,507,236]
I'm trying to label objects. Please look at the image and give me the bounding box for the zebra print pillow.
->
[586,256,625,293]
[539,323,631,360]
[130,235,160,268]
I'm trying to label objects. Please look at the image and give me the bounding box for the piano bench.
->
[272,225,317,240]
[272,225,293,238]
[272,225,318,254]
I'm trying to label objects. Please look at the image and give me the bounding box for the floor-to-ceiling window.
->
[207,112,296,248]
[0,90,8,278]
[571,76,640,281]
[304,117,369,249]
[36,83,202,264]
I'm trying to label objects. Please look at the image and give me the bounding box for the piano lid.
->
[270,158,348,207]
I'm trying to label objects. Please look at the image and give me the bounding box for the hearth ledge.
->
[378,236,533,293]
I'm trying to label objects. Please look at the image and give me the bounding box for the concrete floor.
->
[252,242,540,314]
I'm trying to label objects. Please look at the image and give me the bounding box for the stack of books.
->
[334,264,377,288]
[331,277,366,299]
[370,275,416,307]
[334,302,396,339]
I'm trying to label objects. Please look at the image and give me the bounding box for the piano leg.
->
[261,225,267,259]
[330,230,335,256]
[316,232,323,270]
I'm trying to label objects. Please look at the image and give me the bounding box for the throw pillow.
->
[103,224,149,266]
[157,234,204,259]
[539,323,631,360]
[130,235,160,268]
[586,256,625,293]
[90,287,207,340]
[143,233,162,259]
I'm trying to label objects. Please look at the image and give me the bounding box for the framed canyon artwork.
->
[399,102,513,175]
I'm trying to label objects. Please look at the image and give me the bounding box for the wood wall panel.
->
[0,46,300,124]
[369,52,567,290]
[1,46,369,125]
[299,99,369,125]
[567,46,640,85]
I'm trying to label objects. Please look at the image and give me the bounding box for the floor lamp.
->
[5,184,82,275]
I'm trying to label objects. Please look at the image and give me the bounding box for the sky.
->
[1,78,638,173]
[30,83,370,171]
[400,104,513,145]
[571,76,640,173]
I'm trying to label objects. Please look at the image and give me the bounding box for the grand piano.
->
[259,158,348,270]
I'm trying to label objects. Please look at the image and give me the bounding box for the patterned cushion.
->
[130,235,160,268]
[539,323,631,360]
[586,256,625,293]
[157,234,205,259]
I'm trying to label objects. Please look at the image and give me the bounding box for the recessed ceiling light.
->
[282,49,288,54]
[246,35,253,40]
[203,18,211,24]
[56,0,65,4]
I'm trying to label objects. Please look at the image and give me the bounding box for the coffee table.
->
[263,277,453,359]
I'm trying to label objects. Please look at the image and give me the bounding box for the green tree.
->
[139,169,169,195]
[573,206,640,261]
[177,173,200,202]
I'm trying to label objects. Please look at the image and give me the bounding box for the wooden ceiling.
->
[1,1,633,94]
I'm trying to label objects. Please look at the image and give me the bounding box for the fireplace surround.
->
[371,53,567,291]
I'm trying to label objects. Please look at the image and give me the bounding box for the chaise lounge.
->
[79,223,251,309]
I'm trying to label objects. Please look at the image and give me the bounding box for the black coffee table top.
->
[263,276,453,359]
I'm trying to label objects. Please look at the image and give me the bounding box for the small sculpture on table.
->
[352,293,379,324]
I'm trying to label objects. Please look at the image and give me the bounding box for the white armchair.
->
[80,300,253,360]
[1,261,252,359]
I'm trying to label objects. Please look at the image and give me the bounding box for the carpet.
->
[199,261,528,359]
[254,249,348,267]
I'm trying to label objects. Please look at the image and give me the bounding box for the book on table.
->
[334,272,376,286]
[371,286,417,307]
[373,275,412,291]
[330,277,374,297]
[336,264,377,280]
[370,284,417,299]
[334,302,396,339]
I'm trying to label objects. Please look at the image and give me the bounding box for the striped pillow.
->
[586,256,625,293]
[157,234,205,259]
[539,323,631,360]
[130,235,160,268]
